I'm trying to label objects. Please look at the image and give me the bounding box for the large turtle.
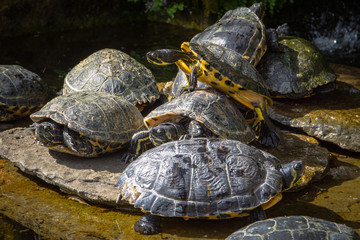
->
[0,65,50,122]
[226,216,360,240]
[63,48,160,108]
[30,91,146,157]
[257,36,337,99]
[146,42,280,147]
[126,89,255,160]
[117,138,304,235]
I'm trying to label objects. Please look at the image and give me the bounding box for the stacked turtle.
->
[30,48,160,157]
[116,2,342,236]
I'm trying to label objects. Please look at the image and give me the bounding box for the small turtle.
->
[30,91,146,157]
[147,42,280,147]
[226,216,360,240]
[257,36,337,99]
[126,89,255,161]
[0,65,50,122]
[117,138,304,235]
[63,48,160,108]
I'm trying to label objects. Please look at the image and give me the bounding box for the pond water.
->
[0,20,360,239]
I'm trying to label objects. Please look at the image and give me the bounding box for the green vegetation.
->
[128,0,294,20]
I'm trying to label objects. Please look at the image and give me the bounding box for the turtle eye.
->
[294,163,303,171]
[45,126,51,132]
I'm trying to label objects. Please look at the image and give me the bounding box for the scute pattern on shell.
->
[64,48,160,105]
[30,91,146,143]
[225,216,360,240]
[144,89,255,143]
[0,65,49,107]
[117,138,282,218]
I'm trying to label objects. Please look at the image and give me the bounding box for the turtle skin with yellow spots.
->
[0,65,50,122]
[30,91,146,157]
[117,138,304,235]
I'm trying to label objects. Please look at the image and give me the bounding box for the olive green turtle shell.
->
[31,91,146,143]
[63,48,160,105]
[0,65,50,122]
[189,42,271,99]
[257,36,336,99]
[117,138,282,219]
[144,89,255,143]
[226,216,360,240]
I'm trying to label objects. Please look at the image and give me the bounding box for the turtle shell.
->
[31,91,146,144]
[189,42,271,99]
[191,3,266,66]
[0,65,50,122]
[226,216,360,240]
[256,36,337,99]
[63,48,160,106]
[117,138,282,219]
[144,89,255,143]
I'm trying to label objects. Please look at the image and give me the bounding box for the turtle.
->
[63,48,160,108]
[171,3,270,98]
[125,89,255,161]
[0,65,50,122]
[30,91,146,157]
[117,138,305,235]
[225,216,360,240]
[146,42,280,148]
[256,36,337,99]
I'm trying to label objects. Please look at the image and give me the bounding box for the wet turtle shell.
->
[63,48,160,106]
[30,91,146,156]
[145,89,255,143]
[0,65,50,122]
[118,138,289,219]
[191,3,267,66]
[256,36,337,99]
[226,216,360,240]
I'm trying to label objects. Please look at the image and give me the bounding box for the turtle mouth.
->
[146,52,166,65]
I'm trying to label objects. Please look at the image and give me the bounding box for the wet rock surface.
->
[269,81,360,152]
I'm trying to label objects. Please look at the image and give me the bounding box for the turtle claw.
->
[134,213,162,235]
[120,152,137,163]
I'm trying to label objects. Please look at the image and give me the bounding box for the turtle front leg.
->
[134,213,162,235]
[123,130,153,162]
[249,206,267,222]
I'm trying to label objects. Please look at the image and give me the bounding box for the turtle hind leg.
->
[249,206,267,223]
[134,213,162,235]
[253,107,280,148]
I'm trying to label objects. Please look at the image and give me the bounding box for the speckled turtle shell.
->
[63,48,160,106]
[30,91,146,155]
[226,216,360,240]
[117,138,283,219]
[144,89,255,143]
[0,65,50,122]
[256,36,337,99]
[191,3,267,66]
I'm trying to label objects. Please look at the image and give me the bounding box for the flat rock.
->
[0,127,129,207]
[269,81,360,152]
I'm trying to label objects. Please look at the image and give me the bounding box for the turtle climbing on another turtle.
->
[117,138,304,235]
[146,42,280,148]
[226,216,360,240]
[125,89,255,161]
[30,91,146,157]
[0,65,50,122]
[63,48,160,109]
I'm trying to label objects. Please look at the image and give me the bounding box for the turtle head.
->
[33,120,64,147]
[279,160,304,191]
[249,2,265,20]
[146,49,195,66]
[149,123,184,146]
